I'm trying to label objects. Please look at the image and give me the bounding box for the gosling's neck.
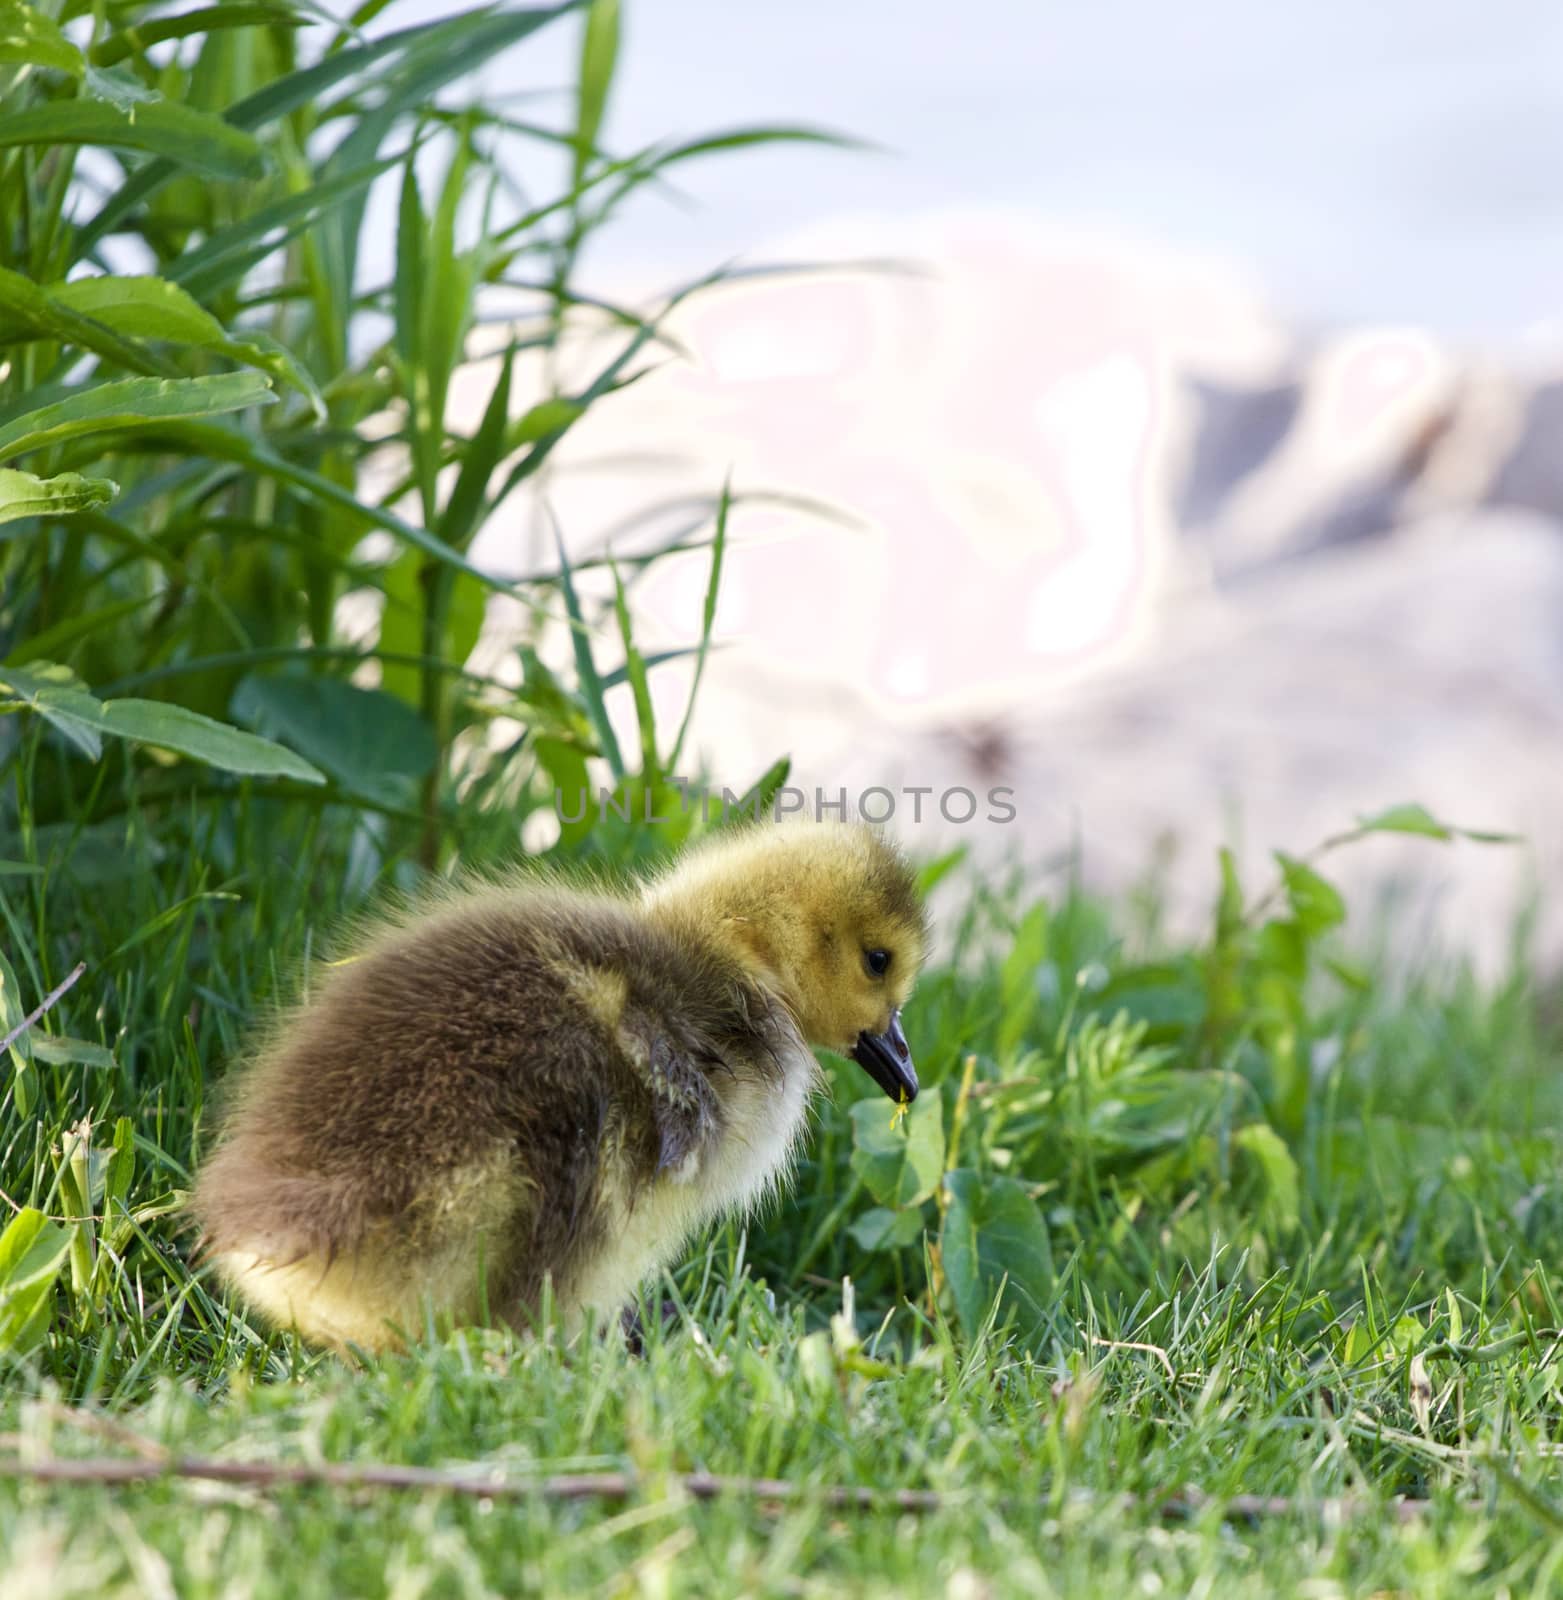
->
[640,872,806,1024]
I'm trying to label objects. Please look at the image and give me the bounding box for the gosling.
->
[190,821,927,1352]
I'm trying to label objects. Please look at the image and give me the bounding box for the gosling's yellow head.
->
[647,821,929,1102]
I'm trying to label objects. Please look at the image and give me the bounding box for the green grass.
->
[2,798,1562,1597]
[3,4,1562,1591]
[0,0,829,872]
[8,1263,1563,1599]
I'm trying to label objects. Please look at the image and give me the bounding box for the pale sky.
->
[397,0,1563,342]
[376,1,1563,956]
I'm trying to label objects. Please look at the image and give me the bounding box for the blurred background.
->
[8,0,1561,973]
[7,6,1563,1561]
[415,0,1563,970]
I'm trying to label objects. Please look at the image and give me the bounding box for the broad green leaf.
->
[441,572,488,691]
[513,647,595,744]
[48,278,321,406]
[1091,962,1207,1041]
[375,547,424,709]
[74,5,573,257]
[30,1036,117,1070]
[0,1208,71,1357]
[1445,1288,1463,1346]
[79,64,158,111]
[439,345,515,550]
[0,468,117,525]
[0,373,274,463]
[847,1205,925,1253]
[997,902,1049,1060]
[1233,1122,1301,1232]
[1390,1315,1426,1356]
[0,661,110,758]
[940,1169,1055,1353]
[0,949,33,1114]
[312,6,570,337]
[487,291,668,511]
[106,1117,135,1210]
[0,97,267,179]
[1256,918,1307,983]
[1354,803,1519,846]
[656,123,865,167]
[551,516,624,779]
[0,1207,68,1287]
[231,675,435,799]
[0,1,84,75]
[1355,803,1452,842]
[510,397,586,446]
[1325,955,1372,993]
[147,422,523,602]
[90,4,302,69]
[610,559,658,781]
[849,1094,944,1209]
[1341,1321,1370,1367]
[393,151,426,380]
[574,0,620,187]
[915,845,968,899]
[0,264,167,374]
[169,154,403,295]
[0,662,325,781]
[1086,1067,1260,1156]
[0,947,31,1068]
[535,734,593,849]
[97,698,325,783]
[713,755,791,826]
[1274,853,1346,936]
[423,131,478,479]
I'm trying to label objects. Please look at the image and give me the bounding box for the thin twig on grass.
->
[0,961,87,1056]
[0,1453,1440,1524]
[1088,1336,1176,1380]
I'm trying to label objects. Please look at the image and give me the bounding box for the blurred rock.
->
[456,214,1563,970]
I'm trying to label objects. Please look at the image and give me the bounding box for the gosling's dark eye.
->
[865,949,891,978]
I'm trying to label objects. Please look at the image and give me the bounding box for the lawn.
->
[2,797,1562,1598]
[3,0,1562,1592]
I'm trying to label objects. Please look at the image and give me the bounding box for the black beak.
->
[851,1010,918,1104]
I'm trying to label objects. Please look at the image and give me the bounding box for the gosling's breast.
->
[565,1036,818,1318]
[697,1034,819,1219]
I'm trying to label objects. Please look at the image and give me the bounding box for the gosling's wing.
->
[619,1009,727,1176]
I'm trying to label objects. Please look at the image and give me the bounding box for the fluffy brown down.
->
[189,822,928,1351]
